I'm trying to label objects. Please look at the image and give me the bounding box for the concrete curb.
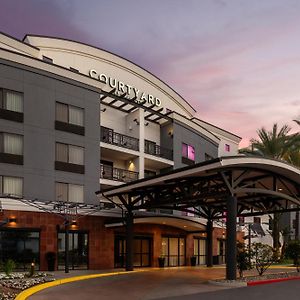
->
[15,270,145,300]
[208,280,247,287]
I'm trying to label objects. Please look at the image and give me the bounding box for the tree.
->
[285,240,300,272]
[252,243,275,276]
[236,242,252,278]
[239,123,299,258]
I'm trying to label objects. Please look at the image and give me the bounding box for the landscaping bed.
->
[212,270,300,286]
[0,272,55,300]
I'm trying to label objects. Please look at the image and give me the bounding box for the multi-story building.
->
[0,32,242,271]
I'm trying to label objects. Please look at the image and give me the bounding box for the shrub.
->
[236,242,252,278]
[252,242,275,276]
[3,259,16,277]
[285,240,300,272]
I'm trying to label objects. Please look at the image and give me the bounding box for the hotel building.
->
[0,32,243,271]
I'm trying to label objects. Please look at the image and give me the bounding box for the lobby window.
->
[0,176,23,197]
[0,89,23,122]
[182,143,195,165]
[0,133,23,165]
[225,144,230,152]
[55,102,84,135]
[55,143,84,174]
[55,182,84,203]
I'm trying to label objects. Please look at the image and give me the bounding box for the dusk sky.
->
[1,0,300,147]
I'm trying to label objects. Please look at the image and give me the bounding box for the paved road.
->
[30,268,231,300]
[29,267,299,300]
[161,280,300,300]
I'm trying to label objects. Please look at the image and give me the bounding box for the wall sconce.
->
[133,118,140,125]
[9,216,17,224]
[71,220,77,227]
[100,108,106,112]
[168,130,173,138]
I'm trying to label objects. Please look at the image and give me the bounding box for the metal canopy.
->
[99,156,300,219]
[100,89,172,124]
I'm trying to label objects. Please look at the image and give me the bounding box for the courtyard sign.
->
[89,69,162,107]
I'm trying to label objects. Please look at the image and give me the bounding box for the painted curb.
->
[247,276,300,286]
[15,270,145,300]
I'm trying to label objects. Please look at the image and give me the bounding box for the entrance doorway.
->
[58,232,88,270]
[161,236,185,267]
[115,236,152,268]
[217,239,226,264]
[194,238,206,265]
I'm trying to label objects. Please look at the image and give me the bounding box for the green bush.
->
[252,243,275,276]
[285,240,300,272]
[3,259,16,276]
[237,242,252,278]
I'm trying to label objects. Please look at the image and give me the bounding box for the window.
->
[0,133,23,164]
[55,143,84,174]
[182,143,195,165]
[225,144,230,152]
[55,182,84,203]
[0,89,23,112]
[56,102,84,126]
[56,143,84,165]
[0,176,23,197]
[0,230,40,271]
[55,102,85,135]
[0,89,23,122]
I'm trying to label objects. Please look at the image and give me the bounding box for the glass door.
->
[161,237,185,267]
[58,232,88,270]
[114,236,151,268]
[194,238,206,265]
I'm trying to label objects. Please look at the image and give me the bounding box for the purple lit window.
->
[225,144,230,152]
[182,143,195,161]
[188,145,195,161]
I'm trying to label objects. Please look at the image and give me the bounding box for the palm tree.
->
[286,119,300,167]
[240,123,297,258]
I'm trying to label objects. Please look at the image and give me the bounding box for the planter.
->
[45,252,56,271]
[190,256,197,266]
[158,257,165,268]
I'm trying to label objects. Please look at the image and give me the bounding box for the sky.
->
[0,0,300,147]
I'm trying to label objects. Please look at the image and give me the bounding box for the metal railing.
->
[100,126,139,151]
[100,164,139,183]
[144,140,173,160]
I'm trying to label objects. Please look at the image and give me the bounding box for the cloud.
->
[0,0,92,43]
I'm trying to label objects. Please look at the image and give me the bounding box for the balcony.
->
[101,126,139,151]
[100,164,139,183]
[144,140,173,160]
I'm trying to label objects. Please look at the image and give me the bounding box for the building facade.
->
[0,32,242,271]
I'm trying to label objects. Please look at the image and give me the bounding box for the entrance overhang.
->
[98,156,300,279]
[99,156,300,219]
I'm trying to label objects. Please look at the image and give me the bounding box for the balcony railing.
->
[100,126,139,151]
[144,140,173,160]
[100,164,139,183]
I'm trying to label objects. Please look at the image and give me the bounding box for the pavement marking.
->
[15,270,146,300]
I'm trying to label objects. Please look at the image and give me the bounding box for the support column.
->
[226,195,237,280]
[206,219,213,267]
[65,220,69,273]
[125,210,134,271]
